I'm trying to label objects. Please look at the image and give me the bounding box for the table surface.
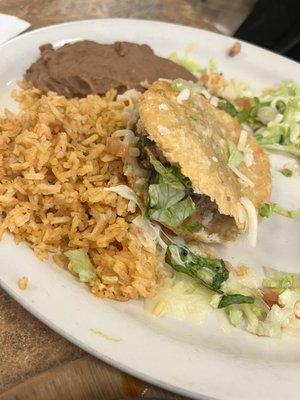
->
[0,1,218,398]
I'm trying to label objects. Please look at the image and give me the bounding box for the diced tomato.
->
[106,137,130,158]
[228,41,242,57]
[200,74,209,85]
[235,98,251,110]
[263,288,279,308]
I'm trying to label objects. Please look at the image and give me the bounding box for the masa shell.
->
[139,80,271,242]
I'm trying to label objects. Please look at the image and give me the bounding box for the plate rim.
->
[0,17,299,69]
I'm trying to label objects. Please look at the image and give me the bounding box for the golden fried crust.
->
[139,81,271,236]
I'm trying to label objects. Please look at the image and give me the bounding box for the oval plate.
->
[0,19,299,400]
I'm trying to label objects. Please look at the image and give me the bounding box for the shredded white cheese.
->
[241,123,252,133]
[193,188,203,195]
[237,130,248,151]
[157,125,171,136]
[158,103,169,110]
[231,167,254,187]
[243,147,254,167]
[201,89,211,100]
[210,96,219,107]
[240,197,258,247]
[158,78,172,82]
[202,128,211,137]
[212,156,218,162]
[177,88,190,104]
[237,202,246,225]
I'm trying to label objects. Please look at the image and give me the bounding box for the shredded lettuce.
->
[65,249,96,283]
[149,189,195,228]
[260,202,300,218]
[222,265,300,337]
[213,79,300,157]
[228,140,243,169]
[279,289,300,308]
[218,99,238,117]
[145,149,196,228]
[244,81,299,156]
[169,52,203,74]
[145,148,186,190]
[218,294,254,308]
[207,58,217,73]
[181,219,203,233]
[148,181,186,210]
[263,274,293,295]
[261,143,300,156]
[263,266,300,287]
[145,273,214,323]
[279,168,293,177]
[171,78,201,94]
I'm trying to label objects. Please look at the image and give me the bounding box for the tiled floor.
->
[188,0,256,34]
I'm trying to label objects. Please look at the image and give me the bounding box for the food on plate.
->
[18,276,28,290]
[135,79,271,244]
[188,59,300,158]
[26,41,196,98]
[228,41,242,57]
[147,243,300,337]
[0,38,299,338]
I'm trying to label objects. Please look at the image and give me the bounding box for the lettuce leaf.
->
[182,220,203,233]
[145,148,186,190]
[165,243,229,293]
[148,181,185,210]
[218,294,254,308]
[145,149,195,227]
[218,99,238,117]
[65,249,96,283]
[149,195,195,227]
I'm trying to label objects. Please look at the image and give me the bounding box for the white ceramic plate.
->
[0,19,299,400]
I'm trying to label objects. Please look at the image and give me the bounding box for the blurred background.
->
[196,0,300,61]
